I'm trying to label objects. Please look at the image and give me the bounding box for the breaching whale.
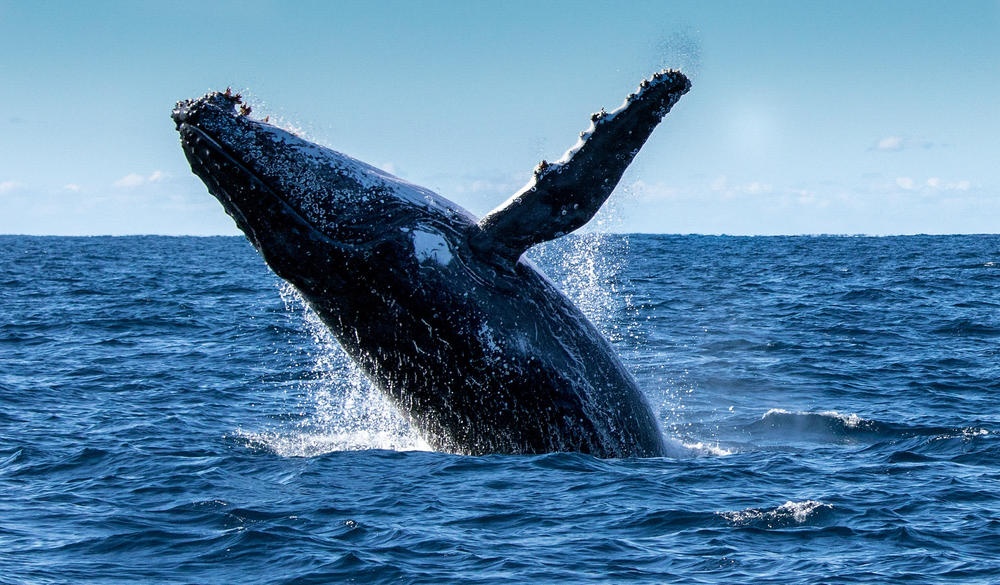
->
[173,70,690,457]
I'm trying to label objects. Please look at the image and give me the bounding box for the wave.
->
[719,500,833,528]
[738,409,990,446]
[929,318,1000,337]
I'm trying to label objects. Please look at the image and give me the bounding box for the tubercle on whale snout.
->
[175,98,421,264]
[171,89,254,131]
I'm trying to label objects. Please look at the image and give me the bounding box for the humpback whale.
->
[173,70,690,457]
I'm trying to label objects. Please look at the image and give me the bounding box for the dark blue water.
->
[2,234,999,583]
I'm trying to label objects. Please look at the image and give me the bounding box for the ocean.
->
[2,233,999,583]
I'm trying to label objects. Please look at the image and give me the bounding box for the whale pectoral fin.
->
[470,69,691,264]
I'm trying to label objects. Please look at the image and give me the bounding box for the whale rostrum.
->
[173,69,690,457]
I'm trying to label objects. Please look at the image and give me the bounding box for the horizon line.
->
[2,232,998,238]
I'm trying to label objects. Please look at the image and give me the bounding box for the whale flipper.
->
[471,69,691,264]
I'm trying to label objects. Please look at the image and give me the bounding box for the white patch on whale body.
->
[411,229,453,266]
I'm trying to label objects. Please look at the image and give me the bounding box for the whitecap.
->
[720,500,832,527]
[233,428,430,458]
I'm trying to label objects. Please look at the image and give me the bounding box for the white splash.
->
[531,233,631,336]
[235,428,429,458]
[239,283,425,457]
[720,500,832,527]
[676,440,735,457]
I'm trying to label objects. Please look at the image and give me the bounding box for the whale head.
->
[172,90,475,292]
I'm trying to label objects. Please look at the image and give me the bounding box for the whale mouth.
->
[172,92,308,248]
[173,93,367,259]
[171,91,252,192]
[176,120,337,252]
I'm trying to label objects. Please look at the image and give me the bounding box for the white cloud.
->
[875,136,904,151]
[113,170,168,189]
[873,136,941,152]
[744,181,771,194]
[895,176,972,193]
[63,183,82,192]
[792,189,827,207]
[114,174,145,188]
[627,179,680,201]
[709,175,728,192]
[709,175,773,197]
[0,180,24,194]
[450,172,524,197]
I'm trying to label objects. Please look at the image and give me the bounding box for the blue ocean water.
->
[2,233,999,583]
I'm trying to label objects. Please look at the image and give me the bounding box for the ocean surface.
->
[2,233,999,584]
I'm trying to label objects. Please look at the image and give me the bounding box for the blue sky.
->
[1,0,997,235]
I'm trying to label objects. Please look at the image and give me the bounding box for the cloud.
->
[449,172,524,198]
[114,170,167,189]
[627,179,680,201]
[114,174,145,188]
[63,183,82,192]
[709,175,773,197]
[0,180,25,194]
[872,136,941,152]
[895,176,972,192]
[875,136,904,151]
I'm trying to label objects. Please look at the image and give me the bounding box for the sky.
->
[1,0,997,235]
